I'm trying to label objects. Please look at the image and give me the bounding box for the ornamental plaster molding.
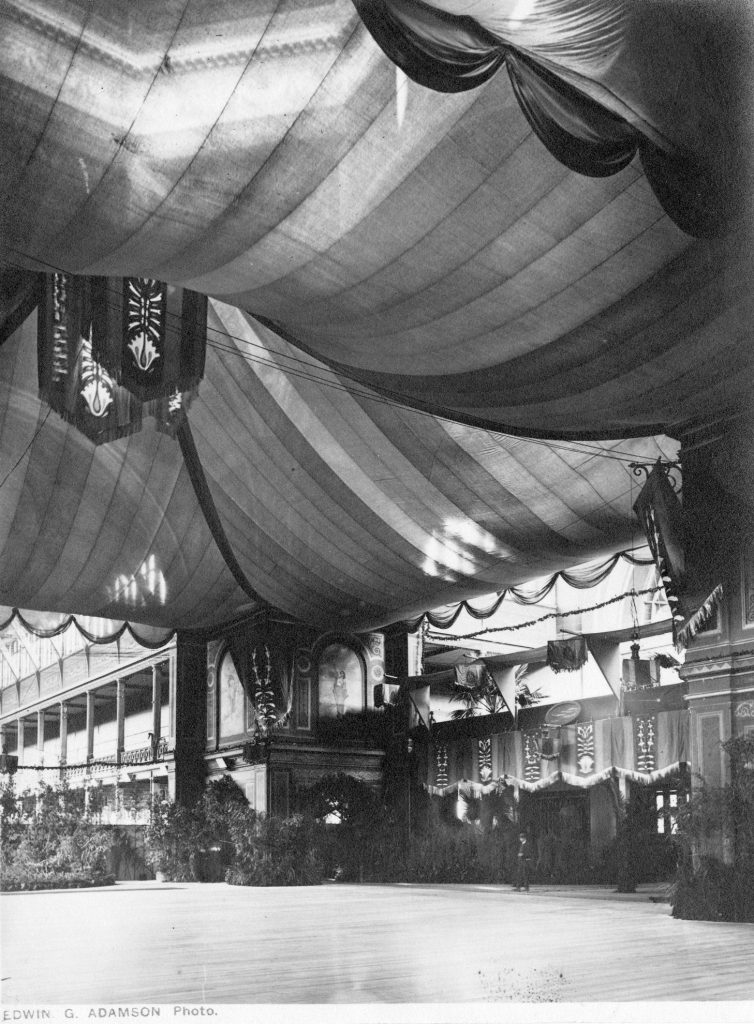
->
[5,1,350,81]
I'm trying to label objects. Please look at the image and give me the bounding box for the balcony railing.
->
[60,737,172,777]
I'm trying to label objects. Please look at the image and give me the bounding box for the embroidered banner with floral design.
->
[93,277,207,402]
[576,722,595,775]
[523,732,541,782]
[633,714,657,773]
[38,273,207,444]
[435,744,449,788]
[478,737,493,783]
[37,273,142,445]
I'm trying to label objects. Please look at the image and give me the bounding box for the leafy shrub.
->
[671,735,754,922]
[226,812,326,886]
[145,776,248,881]
[599,816,677,890]
[670,855,751,921]
[405,826,490,883]
[0,780,115,890]
[0,865,114,891]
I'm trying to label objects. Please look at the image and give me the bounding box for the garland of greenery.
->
[430,585,663,641]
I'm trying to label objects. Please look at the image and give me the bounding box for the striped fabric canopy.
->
[0,0,750,630]
[0,300,672,630]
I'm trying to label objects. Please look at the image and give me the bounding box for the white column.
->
[59,702,68,765]
[86,692,95,762]
[116,680,125,765]
[17,717,26,763]
[151,665,161,755]
[37,709,45,765]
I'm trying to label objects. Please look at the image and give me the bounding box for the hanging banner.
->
[435,744,449,788]
[93,277,207,402]
[547,636,587,673]
[37,273,142,445]
[488,664,517,724]
[633,462,687,632]
[576,722,596,775]
[454,659,487,689]
[586,636,622,699]
[523,732,541,782]
[38,273,207,445]
[633,714,657,773]
[633,461,725,646]
[409,684,431,730]
[478,737,493,783]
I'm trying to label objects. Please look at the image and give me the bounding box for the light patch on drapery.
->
[109,555,168,610]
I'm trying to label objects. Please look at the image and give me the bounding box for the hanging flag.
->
[547,636,588,673]
[454,659,487,689]
[409,684,431,730]
[633,461,687,634]
[37,273,142,445]
[633,460,723,646]
[93,277,207,402]
[488,664,517,724]
[586,636,622,700]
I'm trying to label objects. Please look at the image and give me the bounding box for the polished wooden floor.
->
[2,881,754,1006]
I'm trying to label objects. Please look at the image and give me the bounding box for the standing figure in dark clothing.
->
[513,832,532,891]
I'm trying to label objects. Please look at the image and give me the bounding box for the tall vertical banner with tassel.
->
[37,273,142,445]
[633,462,685,627]
[633,461,722,646]
[93,277,207,401]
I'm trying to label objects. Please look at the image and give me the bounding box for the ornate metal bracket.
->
[628,460,682,493]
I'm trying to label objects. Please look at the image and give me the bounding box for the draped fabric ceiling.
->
[0,0,751,633]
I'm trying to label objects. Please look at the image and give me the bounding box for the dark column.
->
[173,631,207,807]
[678,426,754,862]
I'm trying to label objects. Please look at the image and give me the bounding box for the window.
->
[318,643,365,719]
[655,789,680,834]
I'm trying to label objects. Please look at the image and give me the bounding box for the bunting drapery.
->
[353,0,750,237]
[426,710,689,794]
[0,607,174,649]
[407,551,655,631]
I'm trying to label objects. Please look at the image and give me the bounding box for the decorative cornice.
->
[685,685,754,702]
[5,1,353,81]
